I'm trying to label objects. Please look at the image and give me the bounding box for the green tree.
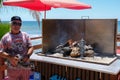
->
[0,0,3,7]
[0,23,10,39]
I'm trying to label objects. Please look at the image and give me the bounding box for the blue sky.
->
[0,0,120,21]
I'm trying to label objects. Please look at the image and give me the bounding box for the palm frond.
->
[30,10,41,28]
[0,0,41,28]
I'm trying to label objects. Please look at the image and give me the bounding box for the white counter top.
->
[30,53,120,75]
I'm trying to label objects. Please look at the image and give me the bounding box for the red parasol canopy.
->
[3,0,91,18]
[3,0,91,11]
[41,0,91,10]
[3,0,51,11]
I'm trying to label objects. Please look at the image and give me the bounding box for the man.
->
[0,49,7,80]
[0,16,34,80]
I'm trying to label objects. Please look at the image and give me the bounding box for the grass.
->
[0,22,10,39]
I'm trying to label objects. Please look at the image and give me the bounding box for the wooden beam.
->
[33,44,42,50]
[31,36,42,40]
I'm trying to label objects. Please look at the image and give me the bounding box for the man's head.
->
[10,16,22,34]
[11,16,22,22]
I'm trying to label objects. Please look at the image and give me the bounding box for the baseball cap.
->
[11,16,22,22]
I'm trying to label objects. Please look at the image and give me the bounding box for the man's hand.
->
[22,57,29,63]
[22,54,30,62]
[9,56,19,67]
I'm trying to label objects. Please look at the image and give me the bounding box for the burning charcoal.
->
[71,41,80,47]
[56,44,64,49]
[63,39,73,47]
[60,50,64,54]
[84,45,94,57]
[54,48,63,53]
[84,45,93,50]
[84,50,94,57]
[62,42,69,47]
[62,47,72,57]
[54,44,64,53]
[88,45,93,50]
[70,47,81,58]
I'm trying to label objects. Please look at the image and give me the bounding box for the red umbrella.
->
[41,0,91,10]
[3,0,91,18]
[3,0,51,11]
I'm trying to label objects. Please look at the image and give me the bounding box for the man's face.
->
[11,20,22,34]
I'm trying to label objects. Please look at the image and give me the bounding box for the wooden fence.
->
[31,60,118,80]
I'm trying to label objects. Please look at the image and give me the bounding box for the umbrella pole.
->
[44,10,46,19]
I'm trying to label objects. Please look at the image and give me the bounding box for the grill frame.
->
[42,19,117,55]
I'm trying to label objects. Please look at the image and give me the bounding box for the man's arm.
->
[27,46,34,58]
[0,52,12,60]
[23,46,34,62]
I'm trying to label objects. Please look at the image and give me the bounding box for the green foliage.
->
[0,0,3,7]
[0,23,10,39]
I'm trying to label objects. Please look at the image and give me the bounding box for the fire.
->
[53,39,95,58]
